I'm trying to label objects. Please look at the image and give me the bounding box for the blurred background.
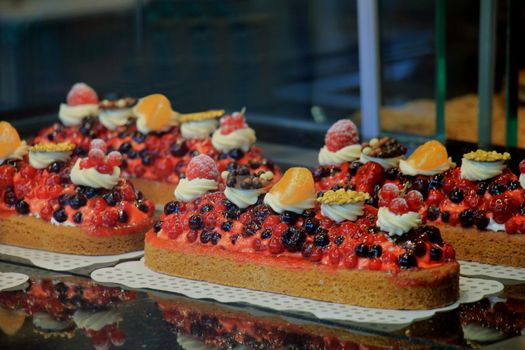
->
[0,0,524,148]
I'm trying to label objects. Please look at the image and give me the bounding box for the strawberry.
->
[353,162,384,195]
[324,119,359,152]
[186,154,219,180]
[66,82,98,106]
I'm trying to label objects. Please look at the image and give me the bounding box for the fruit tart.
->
[145,158,459,309]
[0,130,155,255]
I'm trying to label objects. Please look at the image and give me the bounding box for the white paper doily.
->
[0,244,143,271]
[91,259,503,325]
[460,260,525,281]
[0,272,28,291]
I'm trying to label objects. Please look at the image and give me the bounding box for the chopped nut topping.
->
[29,142,75,153]
[179,110,225,123]
[225,166,273,190]
[362,137,406,158]
[463,149,510,162]
[99,97,137,109]
[317,188,370,205]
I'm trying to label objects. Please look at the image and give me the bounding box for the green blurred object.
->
[435,0,446,143]
[505,0,518,147]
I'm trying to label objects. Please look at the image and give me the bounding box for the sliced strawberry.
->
[67,82,98,106]
[185,154,219,180]
[324,119,359,152]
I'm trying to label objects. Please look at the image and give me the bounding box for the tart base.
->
[439,225,525,267]
[145,233,460,310]
[130,178,176,207]
[0,215,146,255]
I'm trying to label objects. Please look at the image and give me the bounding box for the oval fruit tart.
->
[0,122,155,255]
[144,156,459,310]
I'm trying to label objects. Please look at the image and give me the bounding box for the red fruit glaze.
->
[427,189,445,206]
[67,83,98,106]
[324,119,359,152]
[186,154,219,181]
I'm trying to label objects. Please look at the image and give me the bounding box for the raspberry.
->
[66,82,98,106]
[405,190,423,211]
[378,183,400,207]
[186,154,219,180]
[520,160,525,174]
[427,189,445,206]
[90,139,107,153]
[490,194,520,224]
[107,151,123,167]
[324,119,359,152]
[388,198,409,215]
[220,112,247,135]
[88,148,105,165]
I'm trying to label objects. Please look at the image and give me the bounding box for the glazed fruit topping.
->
[0,121,22,159]
[362,137,406,158]
[324,119,359,152]
[404,140,449,171]
[79,139,122,174]
[133,94,173,131]
[269,167,315,205]
[186,154,219,180]
[220,112,247,135]
[66,82,98,106]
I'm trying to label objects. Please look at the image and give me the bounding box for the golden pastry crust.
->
[29,142,75,153]
[179,110,224,123]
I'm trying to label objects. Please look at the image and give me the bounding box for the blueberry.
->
[142,154,153,165]
[426,205,440,221]
[430,247,443,261]
[313,167,329,180]
[334,236,345,246]
[507,180,520,191]
[411,177,428,197]
[303,218,319,235]
[488,183,506,196]
[231,233,240,245]
[53,208,67,223]
[210,232,221,245]
[223,199,238,211]
[229,148,244,160]
[189,215,203,230]
[281,227,306,252]
[118,142,132,154]
[459,209,474,227]
[164,201,180,215]
[348,161,362,176]
[302,209,316,218]
[398,253,418,269]
[226,162,237,172]
[153,221,163,232]
[476,181,489,195]
[132,131,145,143]
[80,186,98,199]
[200,204,213,213]
[313,231,330,247]
[128,150,138,159]
[449,188,464,203]
[414,241,427,257]
[48,162,61,173]
[369,244,382,258]
[73,212,83,224]
[385,167,399,180]
[223,209,240,220]
[521,202,525,216]
[243,222,259,237]
[428,174,444,189]
[261,229,272,240]
[474,210,489,230]
[4,190,17,206]
[280,211,297,225]
[135,190,144,201]
[423,225,443,245]
[221,221,232,232]
[368,226,379,234]
[73,146,86,156]
[69,193,87,209]
[331,183,343,191]
[136,201,149,213]
[441,211,450,223]
[15,200,30,215]
[218,153,228,160]
[103,192,121,207]
[200,231,212,244]
[118,209,129,223]
[355,243,369,257]
[47,132,54,141]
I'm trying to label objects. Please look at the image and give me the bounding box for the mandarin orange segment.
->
[0,309,25,335]
[134,94,173,131]
[269,167,315,205]
[0,121,21,159]
[406,140,449,170]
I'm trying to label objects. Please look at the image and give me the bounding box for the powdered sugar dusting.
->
[325,119,359,152]
[186,154,219,180]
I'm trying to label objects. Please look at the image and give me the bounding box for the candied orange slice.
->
[0,308,25,335]
[0,121,21,159]
[270,167,315,205]
[134,94,173,131]
[406,140,449,171]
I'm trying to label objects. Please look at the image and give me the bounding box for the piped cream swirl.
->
[181,119,219,139]
[29,151,71,169]
[399,158,454,176]
[174,178,218,202]
[318,144,361,166]
[377,207,421,237]
[359,153,402,170]
[0,141,27,164]
[520,173,525,190]
[70,159,120,189]
[460,158,506,181]
[99,108,134,130]
[73,310,122,331]
[224,187,264,209]
[263,192,315,214]
[212,127,256,152]
[320,203,364,223]
[58,103,99,126]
